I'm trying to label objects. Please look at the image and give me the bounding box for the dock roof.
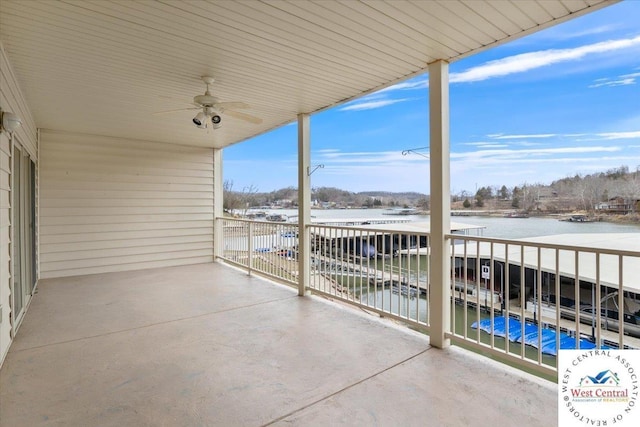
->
[310,221,485,238]
[453,233,640,294]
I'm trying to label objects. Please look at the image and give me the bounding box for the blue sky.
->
[224,1,640,195]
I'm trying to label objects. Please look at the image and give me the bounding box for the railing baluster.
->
[596,252,602,349]
[618,255,624,348]
[505,243,510,356]
[519,245,525,360]
[463,240,468,340]
[475,240,481,344]
[248,221,253,275]
[555,248,560,368]
[490,243,495,350]
[536,247,542,366]
[574,250,580,350]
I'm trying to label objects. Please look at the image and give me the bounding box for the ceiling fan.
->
[154,76,262,129]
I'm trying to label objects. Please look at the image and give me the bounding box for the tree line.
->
[223,181,428,213]
[457,165,640,213]
[224,165,640,214]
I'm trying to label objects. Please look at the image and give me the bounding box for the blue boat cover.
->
[471,316,610,356]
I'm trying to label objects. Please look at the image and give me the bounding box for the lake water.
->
[258,208,640,238]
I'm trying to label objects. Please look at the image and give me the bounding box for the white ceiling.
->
[0,0,614,149]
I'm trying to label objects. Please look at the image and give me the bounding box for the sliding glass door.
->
[12,143,35,329]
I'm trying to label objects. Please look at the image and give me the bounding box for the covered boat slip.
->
[453,233,640,294]
[452,233,640,345]
[0,263,556,426]
[310,221,486,258]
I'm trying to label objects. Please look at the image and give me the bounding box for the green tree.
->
[499,185,509,199]
[463,198,471,208]
[476,186,493,200]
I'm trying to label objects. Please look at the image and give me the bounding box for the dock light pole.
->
[532,272,537,323]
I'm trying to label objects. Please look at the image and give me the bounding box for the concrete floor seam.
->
[8,295,298,354]
[260,347,433,426]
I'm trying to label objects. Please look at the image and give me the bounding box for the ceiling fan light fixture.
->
[192,111,206,127]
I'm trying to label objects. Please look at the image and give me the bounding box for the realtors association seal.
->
[559,350,639,426]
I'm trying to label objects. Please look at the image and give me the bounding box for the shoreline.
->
[448,209,640,224]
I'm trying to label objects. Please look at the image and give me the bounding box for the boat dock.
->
[463,297,640,351]
[311,217,412,226]
[312,253,428,296]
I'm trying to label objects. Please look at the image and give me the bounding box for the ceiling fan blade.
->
[217,101,250,110]
[224,110,263,124]
[153,107,200,115]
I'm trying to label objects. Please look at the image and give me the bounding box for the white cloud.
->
[589,71,640,88]
[489,133,557,139]
[450,35,640,83]
[595,131,640,139]
[316,149,423,164]
[340,98,410,111]
[376,78,429,94]
[564,25,619,39]
[338,77,429,113]
[463,142,509,148]
[452,145,621,160]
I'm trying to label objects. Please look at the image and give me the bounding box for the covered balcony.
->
[0,1,630,425]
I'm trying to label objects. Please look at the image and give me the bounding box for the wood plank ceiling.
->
[0,0,614,148]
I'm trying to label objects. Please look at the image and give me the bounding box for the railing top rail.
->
[308,223,432,236]
[447,233,640,258]
[219,217,640,257]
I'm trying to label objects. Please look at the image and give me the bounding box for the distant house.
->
[595,196,636,214]
[275,199,293,207]
[537,187,558,199]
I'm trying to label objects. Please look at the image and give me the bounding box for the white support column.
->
[429,60,451,348]
[297,114,311,296]
[213,148,224,262]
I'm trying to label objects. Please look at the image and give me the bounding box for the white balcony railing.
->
[219,217,640,376]
[220,218,299,286]
[449,235,640,375]
[307,224,431,329]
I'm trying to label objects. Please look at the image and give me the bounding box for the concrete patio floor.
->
[0,263,557,426]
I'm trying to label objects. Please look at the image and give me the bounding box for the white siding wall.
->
[1,43,38,366]
[0,45,37,158]
[0,133,11,365]
[39,131,214,279]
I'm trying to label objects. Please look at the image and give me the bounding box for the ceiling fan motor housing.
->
[193,94,218,106]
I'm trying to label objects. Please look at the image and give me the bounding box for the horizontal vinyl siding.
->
[0,134,11,364]
[39,131,214,278]
[0,44,37,159]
